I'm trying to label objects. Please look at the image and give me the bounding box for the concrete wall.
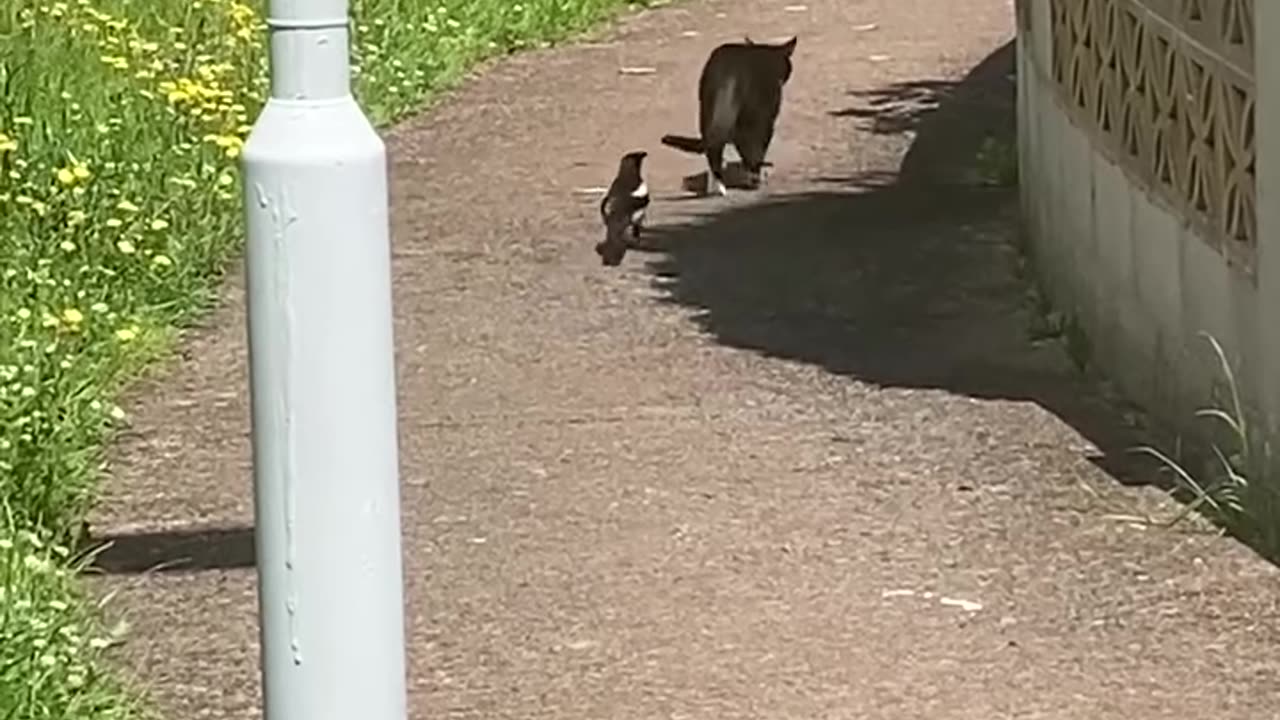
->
[1016,0,1280,455]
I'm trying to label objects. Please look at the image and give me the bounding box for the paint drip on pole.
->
[240,1,409,718]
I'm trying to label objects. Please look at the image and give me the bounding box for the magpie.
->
[596,150,650,267]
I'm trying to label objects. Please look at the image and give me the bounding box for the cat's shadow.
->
[677,160,765,195]
[645,161,768,207]
[634,161,772,252]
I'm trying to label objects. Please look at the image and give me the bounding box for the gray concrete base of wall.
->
[1016,18,1268,477]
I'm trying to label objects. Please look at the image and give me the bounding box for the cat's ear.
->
[778,35,797,56]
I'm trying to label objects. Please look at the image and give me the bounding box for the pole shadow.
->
[87,525,256,574]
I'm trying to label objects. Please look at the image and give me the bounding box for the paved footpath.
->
[89,0,1280,718]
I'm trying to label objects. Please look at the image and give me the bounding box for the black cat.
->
[661,36,797,196]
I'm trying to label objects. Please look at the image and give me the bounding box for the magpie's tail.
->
[596,224,628,267]
[595,238,626,266]
[660,134,705,154]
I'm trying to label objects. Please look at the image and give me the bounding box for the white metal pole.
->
[240,0,408,717]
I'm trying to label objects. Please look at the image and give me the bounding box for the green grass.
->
[0,521,138,720]
[974,134,1018,187]
[1122,333,1280,559]
[0,0,654,716]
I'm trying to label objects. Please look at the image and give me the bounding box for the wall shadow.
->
[829,39,1016,145]
[87,525,256,574]
[828,79,958,135]
[636,38,1160,489]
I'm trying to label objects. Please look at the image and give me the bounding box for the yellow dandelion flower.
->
[116,240,136,254]
[67,210,87,226]
[61,308,83,325]
[73,164,90,180]
[114,326,138,342]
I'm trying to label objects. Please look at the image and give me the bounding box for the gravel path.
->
[90,1,1280,717]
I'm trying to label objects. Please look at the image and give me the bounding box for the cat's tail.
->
[660,134,704,154]
[663,76,740,156]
